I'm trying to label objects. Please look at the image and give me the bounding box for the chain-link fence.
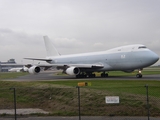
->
[0,85,160,120]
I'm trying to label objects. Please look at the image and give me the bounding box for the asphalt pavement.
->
[5,71,160,81]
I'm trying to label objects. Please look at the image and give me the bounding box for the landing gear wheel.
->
[89,74,95,78]
[76,73,87,78]
[101,73,108,77]
[136,74,142,78]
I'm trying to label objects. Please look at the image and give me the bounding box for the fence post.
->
[10,88,17,120]
[145,84,150,120]
[76,86,81,120]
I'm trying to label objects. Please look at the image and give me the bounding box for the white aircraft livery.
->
[25,36,159,78]
[8,66,28,72]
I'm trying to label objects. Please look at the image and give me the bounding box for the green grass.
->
[0,72,28,80]
[40,79,160,88]
[0,80,160,116]
[41,80,160,97]
[0,68,160,116]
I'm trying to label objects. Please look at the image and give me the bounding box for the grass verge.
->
[0,68,160,116]
[0,72,28,80]
[0,80,160,116]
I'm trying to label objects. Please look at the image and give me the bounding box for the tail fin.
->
[43,36,60,57]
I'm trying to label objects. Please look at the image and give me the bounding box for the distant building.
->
[0,59,23,72]
[1,59,16,64]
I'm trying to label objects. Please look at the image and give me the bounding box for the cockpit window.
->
[138,46,147,49]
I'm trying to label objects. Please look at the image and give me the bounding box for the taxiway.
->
[5,71,160,81]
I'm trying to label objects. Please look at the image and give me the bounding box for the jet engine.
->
[28,66,41,74]
[66,67,80,75]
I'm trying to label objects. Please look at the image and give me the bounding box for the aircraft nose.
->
[151,52,159,63]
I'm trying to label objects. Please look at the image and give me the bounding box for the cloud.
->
[93,42,104,50]
[0,29,45,63]
[54,38,83,48]
[0,0,160,65]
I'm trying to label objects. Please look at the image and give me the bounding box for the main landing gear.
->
[136,70,143,78]
[101,72,108,77]
[76,72,109,78]
[76,73,96,78]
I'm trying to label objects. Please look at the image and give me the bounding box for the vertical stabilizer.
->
[43,36,60,57]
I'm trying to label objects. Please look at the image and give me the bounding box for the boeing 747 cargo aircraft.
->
[25,36,159,78]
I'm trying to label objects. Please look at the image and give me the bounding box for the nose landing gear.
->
[136,70,143,78]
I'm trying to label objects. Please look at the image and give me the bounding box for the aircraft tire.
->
[136,74,142,78]
[89,74,95,78]
[101,73,108,77]
[76,74,87,78]
[105,73,108,77]
[101,73,104,77]
[140,74,142,78]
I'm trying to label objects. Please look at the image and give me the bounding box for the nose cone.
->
[142,50,159,67]
[150,51,159,64]
[153,52,159,61]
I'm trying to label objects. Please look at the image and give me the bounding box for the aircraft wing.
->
[33,63,104,70]
[24,58,104,69]
[24,58,52,62]
[56,64,104,69]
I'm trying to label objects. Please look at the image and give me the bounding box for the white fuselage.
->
[25,36,159,78]
[46,44,159,72]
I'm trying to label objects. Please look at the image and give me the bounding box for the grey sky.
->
[0,0,160,65]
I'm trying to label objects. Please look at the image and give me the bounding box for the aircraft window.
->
[138,46,147,49]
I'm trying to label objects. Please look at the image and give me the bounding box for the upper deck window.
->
[138,46,147,49]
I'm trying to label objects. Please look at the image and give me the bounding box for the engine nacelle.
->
[28,66,41,74]
[23,66,28,72]
[66,67,80,75]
